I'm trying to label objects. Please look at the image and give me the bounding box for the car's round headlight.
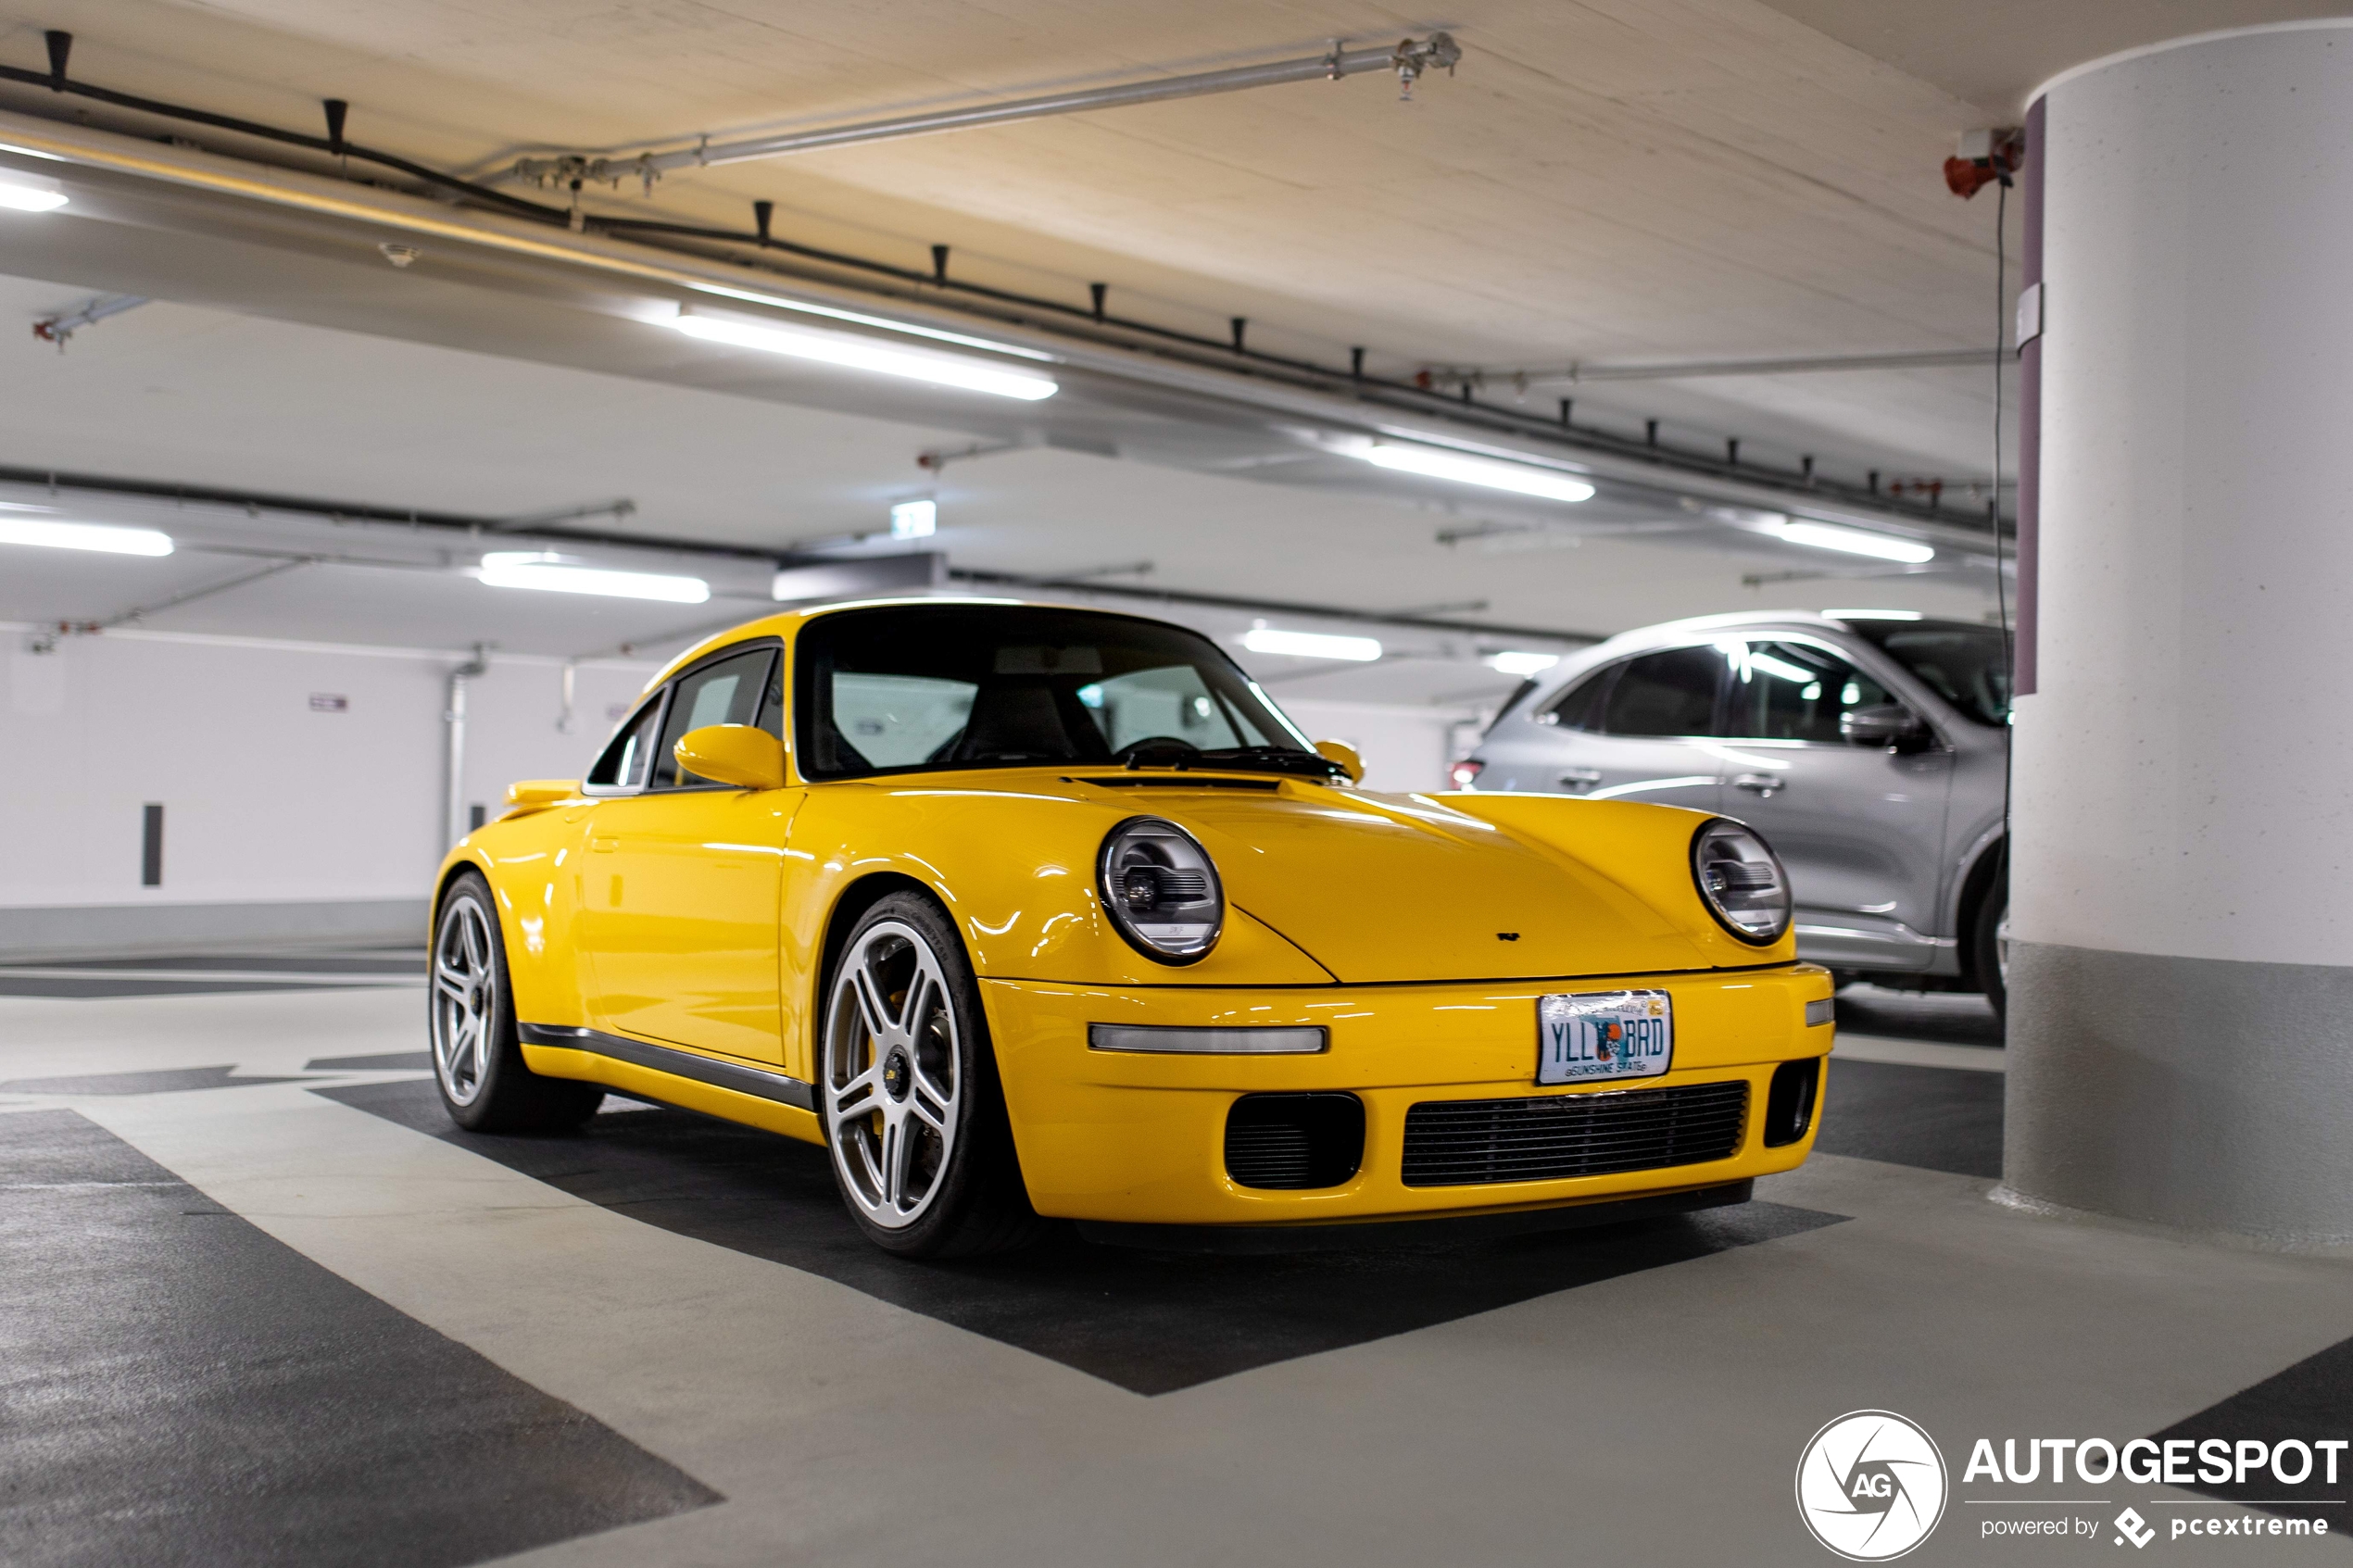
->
[1099,817,1224,964]
[1692,819,1792,945]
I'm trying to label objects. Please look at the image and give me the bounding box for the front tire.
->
[1972,877,2009,1023]
[818,893,1040,1258]
[430,872,602,1133]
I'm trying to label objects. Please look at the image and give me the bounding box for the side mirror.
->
[1840,705,1935,753]
[1314,739,1365,784]
[675,725,786,791]
[507,779,580,808]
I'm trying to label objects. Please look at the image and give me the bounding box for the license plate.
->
[1536,990,1673,1085]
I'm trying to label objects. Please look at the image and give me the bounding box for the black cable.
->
[1992,176,2011,674]
[0,59,565,222]
[1991,168,2014,987]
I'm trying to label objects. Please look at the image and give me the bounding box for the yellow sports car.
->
[429,599,1831,1256]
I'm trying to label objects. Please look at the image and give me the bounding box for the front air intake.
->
[1401,1080,1749,1187]
[1763,1058,1821,1148]
[1224,1093,1365,1189]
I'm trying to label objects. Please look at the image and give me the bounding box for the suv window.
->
[1601,646,1725,737]
[1844,620,2011,726]
[651,646,777,789]
[1724,640,1894,743]
[1540,666,1615,732]
[585,697,664,789]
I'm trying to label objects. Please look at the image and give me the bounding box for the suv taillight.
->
[1447,758,1485,790]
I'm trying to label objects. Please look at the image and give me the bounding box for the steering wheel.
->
[1114,736,1201,766]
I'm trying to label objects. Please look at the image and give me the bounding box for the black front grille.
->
[1401,1080,1750,1187]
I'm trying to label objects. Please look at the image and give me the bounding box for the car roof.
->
[640,596,1198,692]
[1488,609,1942,726]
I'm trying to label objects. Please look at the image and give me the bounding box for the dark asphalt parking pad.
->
[0,1065,311,1096]
[1814,1058,2004,1179]
[306,1051,434,1073]
[2151,1335,2353,1535]
[0,1110,720,1568]
[321,1076,1845,1396]
[0,976,384,998]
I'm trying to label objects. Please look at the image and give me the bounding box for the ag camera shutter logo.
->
[1796,1411,1948,1561]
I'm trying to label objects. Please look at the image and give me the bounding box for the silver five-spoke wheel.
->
[432,892,497,1108]
[824,919,962,1230]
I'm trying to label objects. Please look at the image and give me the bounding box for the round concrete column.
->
[2006,22,2353,1246]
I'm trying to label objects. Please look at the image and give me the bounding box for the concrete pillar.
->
[2004,22,2353,1247]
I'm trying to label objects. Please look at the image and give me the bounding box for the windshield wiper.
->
[1189,746,1345,780]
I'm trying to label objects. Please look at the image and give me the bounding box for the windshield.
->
[1843,618,2012,726]
[795,604,1326,779]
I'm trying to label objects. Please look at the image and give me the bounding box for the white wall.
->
[0,626,1478,952]
[0,625,653,950]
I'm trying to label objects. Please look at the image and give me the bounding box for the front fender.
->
[781,784,1336,992]
[1434,792,1799,969]
[434,804,599,1028]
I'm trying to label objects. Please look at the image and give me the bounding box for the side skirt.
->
[518,1023,824,1147]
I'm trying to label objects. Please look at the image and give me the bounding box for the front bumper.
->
[983,963,1833,1226]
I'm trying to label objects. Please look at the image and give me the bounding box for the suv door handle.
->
[1731,773,1783,797]
[1557,768,1602,790]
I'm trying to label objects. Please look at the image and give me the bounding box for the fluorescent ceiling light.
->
[670,310,1058,400]
[1768,520,1935,564]
[1827,608,1924,621]
[0,170,67,212]
[478,551,709,604]
[685,282,1057,361]
[1242,627,1382,662]
[1489,650,1561,677]
[890,499,937,539]
[0,518,171,555]
[1355,444,1595,504]
[1743,651,1821,685]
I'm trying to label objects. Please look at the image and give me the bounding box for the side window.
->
[1725,640,1894,743]
[755,654,785,741]
[585,697,663,789]
[1601,646,1726,737]
[651,646,776,789]
[1540,666,1616,732]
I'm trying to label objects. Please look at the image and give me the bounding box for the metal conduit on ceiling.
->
[0,52,1999,562]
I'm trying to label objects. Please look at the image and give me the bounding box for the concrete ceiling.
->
[2,0,2284,698]
[1754,0,2347,115]
[1,0,2049,483]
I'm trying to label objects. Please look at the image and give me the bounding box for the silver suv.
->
[1461,611,2011,1013]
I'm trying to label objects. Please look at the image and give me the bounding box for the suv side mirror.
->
[675,725,786,790]
[1840,705,1935,753]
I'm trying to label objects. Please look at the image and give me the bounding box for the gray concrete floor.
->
[4,981,2349,1566]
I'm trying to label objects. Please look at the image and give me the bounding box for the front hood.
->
[1149,786,1718,984]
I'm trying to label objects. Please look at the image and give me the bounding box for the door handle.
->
[1731,773,1783,797]
[589,836,620,852]
[1557,768,1602,790]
